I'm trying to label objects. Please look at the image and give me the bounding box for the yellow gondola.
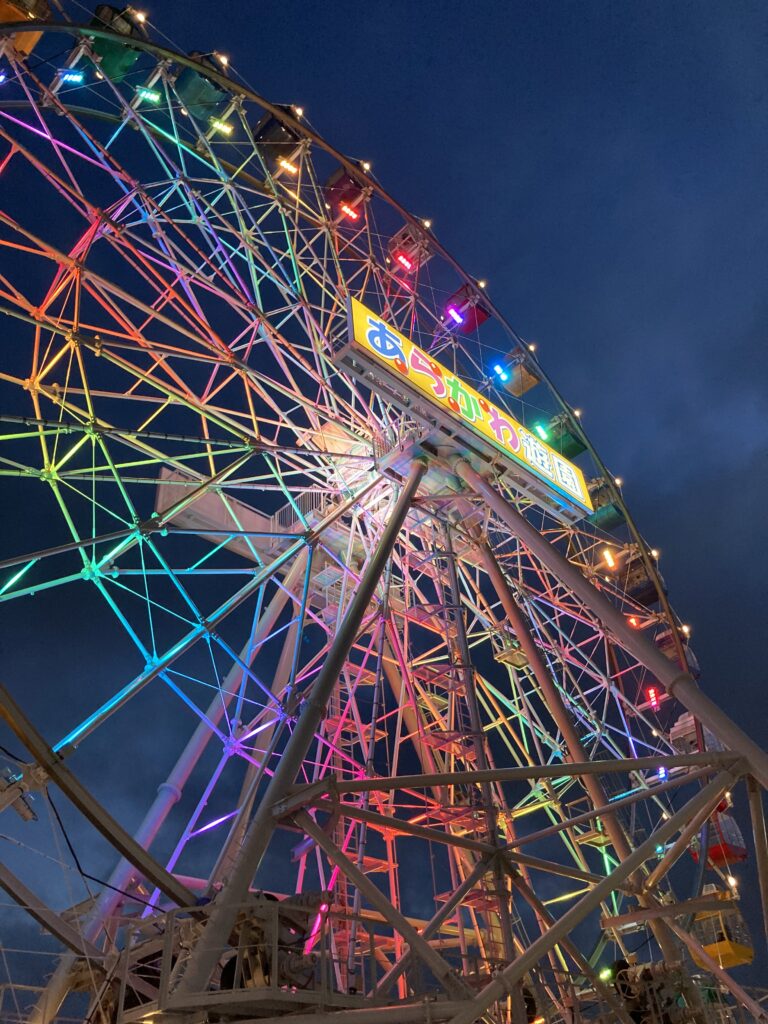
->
[691,886,754,969]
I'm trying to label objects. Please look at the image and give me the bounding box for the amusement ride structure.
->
[0,6,766,1024]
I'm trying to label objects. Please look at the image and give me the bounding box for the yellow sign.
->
[349,298,592,512]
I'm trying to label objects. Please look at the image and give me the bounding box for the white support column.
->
[173,458,427,998]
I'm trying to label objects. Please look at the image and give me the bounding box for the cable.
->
[47,793,158,911]
[629,931,653,956]
[0,743,25,764]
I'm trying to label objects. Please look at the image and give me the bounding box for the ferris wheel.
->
[0,7,767,1024]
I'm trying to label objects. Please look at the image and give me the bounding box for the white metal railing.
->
[271,489,336,533]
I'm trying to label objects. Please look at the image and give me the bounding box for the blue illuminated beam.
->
[53,537,307,753]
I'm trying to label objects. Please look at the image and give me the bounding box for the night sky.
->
[1,0,767,992]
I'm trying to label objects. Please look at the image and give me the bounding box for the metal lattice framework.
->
[0,12,767,1024]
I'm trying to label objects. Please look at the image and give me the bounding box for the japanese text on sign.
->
[349,298,592,511]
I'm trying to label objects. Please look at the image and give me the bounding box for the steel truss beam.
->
[441,523,516,962]
[0,862,103,959]
[373,855,494,998]
[600,894,735,929]
[452,456,768,788]
[174,457,428,996]
[293,810,471,1001]
[476,537,632,858]
[477,533,677,958]
[504,765,714,851]
[506,867,635,1024]
[277,752,736,804]
[0,685,194,908]
[665,916,768,1023]
[304,798,495,855]
[297,799,608,887]
[442,767,742,1024]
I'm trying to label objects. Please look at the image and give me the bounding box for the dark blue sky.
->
[156,0,768,740]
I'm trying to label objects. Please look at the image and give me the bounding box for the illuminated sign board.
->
[345,298,592,513]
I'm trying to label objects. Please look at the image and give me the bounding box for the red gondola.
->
[691,811,747,866]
